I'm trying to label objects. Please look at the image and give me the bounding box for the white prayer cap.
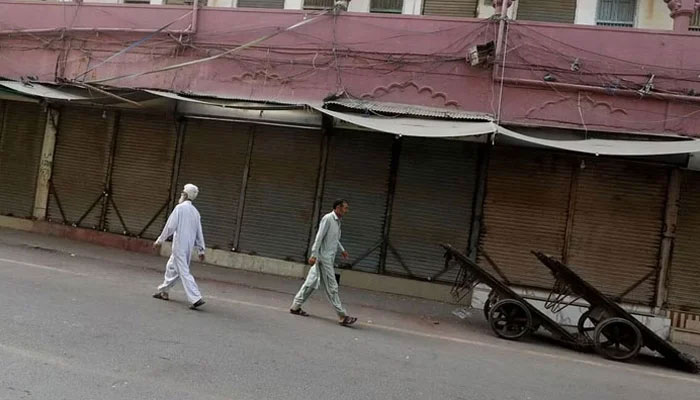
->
[183,184,199,201]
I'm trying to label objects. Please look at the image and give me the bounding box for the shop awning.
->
[313,104,700,156]
[0,81,94,101]
[311,106,496,138]
[497,126,700,156]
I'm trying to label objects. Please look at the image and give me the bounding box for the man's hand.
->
[308,257,317,265]
[153,241,162,251]
[198,253,206,262]
[341,251,349,260]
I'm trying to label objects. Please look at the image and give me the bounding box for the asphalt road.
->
[0,232,699,400]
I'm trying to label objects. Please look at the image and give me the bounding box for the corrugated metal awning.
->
[325,98,492,120]
[0,81,94,101]
[497,126,700,156]
[311,106,496,138]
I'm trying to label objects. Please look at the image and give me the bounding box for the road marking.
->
[3,257,700,385]
[0,257,87,276]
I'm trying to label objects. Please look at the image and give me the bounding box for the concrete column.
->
[665,0,698,32]
[33,108,59,220]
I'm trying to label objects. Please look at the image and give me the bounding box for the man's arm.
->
[309,215,330,263]
[194,217,206,260]
[154,207,179,247]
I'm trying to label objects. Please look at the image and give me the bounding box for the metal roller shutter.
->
[176,119,251,251]
[106,113,177,239]
[516,0,577,24]
[667,171,700,311]
[386,138,478,282]
[0,101,46,218]
[237,126,322,262]
[237,0,285,8]
[321,129,393,273]
[48,107,112,228]
[479,147,572,288]
[423,0,478,18]
[567,159,667,305]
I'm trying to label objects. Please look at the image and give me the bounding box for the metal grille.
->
[237,126,322,262]
[371,0,403,13]
[566,158,667,305]
[320,129,393,273]
[422,0,478,17]
[48,107,112,229]
[516,0,577,24]
[596,0,636,27]
[385,138,479,282]
[106,113,177,239]
[691,10,700,31]
[667,171,700,311]
[176,119,250,251]
[0,101,46,218]
[304,0,334,9]
[237,0,285,8]
[479,147,572,288]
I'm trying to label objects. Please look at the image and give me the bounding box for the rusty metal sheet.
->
[237,126,322,262]
[479,147,572,288]
[0,101,45,218]
[48,107,112,228]
[106,112,177,239]
[386,137,479,282]
[567,158,668,305]
[321,129,393,273]
[176,119,250,251]
[667,171,700,311]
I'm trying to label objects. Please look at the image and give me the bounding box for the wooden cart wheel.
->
[483,290,499,321]
[489,299,533,340]
[593,317,643,361]
[577,309,599,340]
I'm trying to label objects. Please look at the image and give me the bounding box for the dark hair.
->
[333,199,348,209]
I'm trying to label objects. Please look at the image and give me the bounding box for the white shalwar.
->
[155,201,205,304]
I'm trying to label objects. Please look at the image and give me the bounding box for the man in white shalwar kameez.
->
[152,184,206,310]
[290,199,357,326]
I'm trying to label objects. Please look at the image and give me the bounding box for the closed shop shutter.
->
[0,101,46,218]
[237,126,322,262]
[667,171,700,311]
[48,107,112,228]
[386,138,478,282]
[321,129,393,273]
[176,119,251,251]
[479,147,572,288]
[516,0,577,24]
[106,113,177,239]
[567,159,667,305]
[423,0,478,18]
[237,0,285,8]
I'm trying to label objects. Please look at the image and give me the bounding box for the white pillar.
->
[284,0,303,9]
[402,0,423,15]
[575,0,598,25]
[33,108,59,220]
[348,0,371,12]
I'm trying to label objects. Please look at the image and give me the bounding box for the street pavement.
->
[0,228,699,400]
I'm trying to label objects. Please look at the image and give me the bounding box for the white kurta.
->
[154,201,205,304]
